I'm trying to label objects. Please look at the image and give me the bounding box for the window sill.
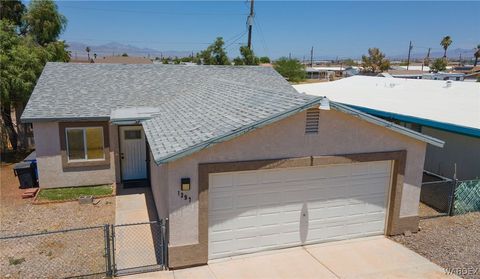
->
[61,150,110,171]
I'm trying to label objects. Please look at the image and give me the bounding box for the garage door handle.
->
[121,153,124,159]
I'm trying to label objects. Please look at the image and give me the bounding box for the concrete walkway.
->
[115,187,160,273]
[122,236,459,279]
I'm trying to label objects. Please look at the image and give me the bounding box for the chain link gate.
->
[109,220,168,276]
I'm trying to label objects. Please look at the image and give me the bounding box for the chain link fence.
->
[421,171,480,217]
[453,179,480,215]
[0,220,168,278]
[112,220,168,276]
[420,171,454,215]
[0,225,108,279]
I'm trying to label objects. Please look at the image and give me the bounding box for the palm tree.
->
[474,44,480,67]
[440,36,452,58]
[85,46,91,60]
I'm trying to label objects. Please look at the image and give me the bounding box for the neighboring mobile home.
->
[295,76,480,180]
[22,63,443,268]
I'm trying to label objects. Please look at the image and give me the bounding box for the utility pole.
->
[406,41,413,70]
[422,48,431,72]
[289,52,291,59]
[247,0,255,50]
[310,46,314,67]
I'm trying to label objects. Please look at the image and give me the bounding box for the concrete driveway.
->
[123,236,458,279]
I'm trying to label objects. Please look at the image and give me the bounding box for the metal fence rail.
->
[0,225,108,279]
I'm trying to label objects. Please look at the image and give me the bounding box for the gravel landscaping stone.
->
[391,204,480,279]
[0,164,115,278]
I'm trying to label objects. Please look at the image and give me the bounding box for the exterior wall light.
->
[181,178,191,191]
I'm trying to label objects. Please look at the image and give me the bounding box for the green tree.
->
[430,58,447,72]
[198,37,229,65]
[24,0,67,45]
[0,0,69,150]
[121,52,128,57]
[0,0,26,27]
[361,48,390,73]
[85,46,90,59]
[440,36,452,58]
[342,58,357,67]
[474,44,480,67]
[273,57,306,83]
[238,46,259,65]
[259,56,270,64]
[233,57,244,66]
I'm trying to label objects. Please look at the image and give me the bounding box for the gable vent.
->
[305,108,320,134]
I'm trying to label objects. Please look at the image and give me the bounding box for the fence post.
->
[164,218,169,270]
[104,224,112,277]
[448,179,458,216]
[110,224,116,276]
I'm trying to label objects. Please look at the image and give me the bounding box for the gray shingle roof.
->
[23,62,320,163]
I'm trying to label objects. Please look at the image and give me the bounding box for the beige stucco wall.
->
[33,122,117,188]
[154,109,426,247]
[422,127,480,180]
[149,152,169,219]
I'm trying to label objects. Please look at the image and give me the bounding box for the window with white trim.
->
[66,127,104,161]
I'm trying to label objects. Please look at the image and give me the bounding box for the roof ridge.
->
[208,76,299,97]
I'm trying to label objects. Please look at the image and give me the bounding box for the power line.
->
[62,37,212,45]
[253,17,270,58]
[59,5,248,16]
[225,31,247,49]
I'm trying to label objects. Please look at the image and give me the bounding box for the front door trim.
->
[168,150,411,269]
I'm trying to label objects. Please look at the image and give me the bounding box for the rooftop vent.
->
[305,108,320,134]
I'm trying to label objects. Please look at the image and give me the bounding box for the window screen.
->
[66,127,104,161]
[124,130,142,140]
[66,129,85,160]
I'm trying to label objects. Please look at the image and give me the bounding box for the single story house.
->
[22,63,443,268]
[294,76,480,180]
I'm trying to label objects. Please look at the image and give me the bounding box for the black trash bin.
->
[13,161,37,189]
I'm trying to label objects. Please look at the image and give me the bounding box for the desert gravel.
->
[391,207,480,279]
[0,164,115,278]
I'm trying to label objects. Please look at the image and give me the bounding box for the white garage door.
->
[208,160,392,260]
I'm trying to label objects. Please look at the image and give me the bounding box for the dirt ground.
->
[391,203,480,279]
[0,163,115,278]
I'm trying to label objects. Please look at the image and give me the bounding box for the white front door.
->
[208,161,392,260]
[119,126,147,181]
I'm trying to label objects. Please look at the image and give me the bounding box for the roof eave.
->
[21,116,110,123]
[330,102,445,148]
[344,104,480,138]
[151,97,323,164]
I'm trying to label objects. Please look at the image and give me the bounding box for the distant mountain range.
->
[67,41,192,59]
[66,41,476,61]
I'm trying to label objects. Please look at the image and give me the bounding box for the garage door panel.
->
[210,196,234,211]
[208,161,392,260]
[232,171,259,186]
[210,174,233,188]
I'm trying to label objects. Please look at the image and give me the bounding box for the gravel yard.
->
[391,203,480,279]
[0,163,115,278]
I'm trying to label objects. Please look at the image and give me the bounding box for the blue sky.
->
[52,1,479,59]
